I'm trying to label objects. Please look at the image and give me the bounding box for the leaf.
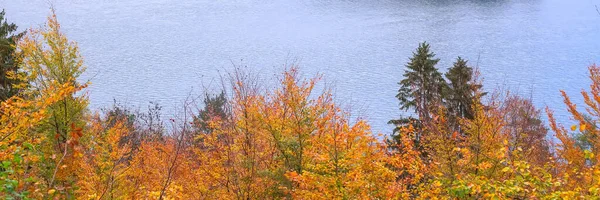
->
[12,154,22,164]
[2,161,11,168]
[23,142,34,150]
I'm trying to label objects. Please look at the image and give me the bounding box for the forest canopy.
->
[1,10,600,199]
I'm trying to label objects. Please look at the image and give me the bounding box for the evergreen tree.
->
[0,9,25,101]
[389,42,446,134]
[444,57,483,131]
[388,42,446,155]
[192,91,229,145]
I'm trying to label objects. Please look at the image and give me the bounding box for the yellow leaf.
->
[48,189,56,195]
[554,181,561,187]
[580,124,587,132]
[571,125,577,131]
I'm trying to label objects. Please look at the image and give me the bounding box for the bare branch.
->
[158,94,193,200]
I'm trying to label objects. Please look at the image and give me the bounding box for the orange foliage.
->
[5,10,600,199]
[545,65,600,196]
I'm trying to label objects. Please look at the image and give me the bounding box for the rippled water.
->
[3,0,600,134]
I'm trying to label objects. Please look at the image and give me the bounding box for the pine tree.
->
[0,9,26,101]
[388,42,446,161]
[389,42,446,135]
[194,92,228,134]
[191,91,229,146]
[444,57,483,132]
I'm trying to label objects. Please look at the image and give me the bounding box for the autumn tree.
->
[1,10,89,199]
[259,68,323,197]
[384,124,430,198]
[422,93,552,198]
[14,10,88,198]
[262,67,396,199]
[76,115,134,199]
[500,94,551,167]
[545,65,600,197]
[189,66,406,199]
[193,67,278,199]
[126,136,196,199]
[101,101,164,150]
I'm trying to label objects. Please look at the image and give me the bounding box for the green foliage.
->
[101,101,164,148]
[193,91,228,135]
[0,147,33,200]
[15,11,89,197]
[0,9,26,102]
[444,57,483,125]
[389,42,446,153]
[395,42,445,122]
[3,9,600,200]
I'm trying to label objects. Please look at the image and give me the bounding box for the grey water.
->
[3,0,600,134]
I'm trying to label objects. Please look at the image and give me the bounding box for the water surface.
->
[3,0,600,133]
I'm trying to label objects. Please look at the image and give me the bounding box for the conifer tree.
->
[389,42,446,140]
[444,57,483,132]
[0,10,25,101]
[193,92,228,135]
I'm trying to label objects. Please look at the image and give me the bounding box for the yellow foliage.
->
[4,9,600,199]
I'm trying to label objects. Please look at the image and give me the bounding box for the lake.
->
[3,0,600,134]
